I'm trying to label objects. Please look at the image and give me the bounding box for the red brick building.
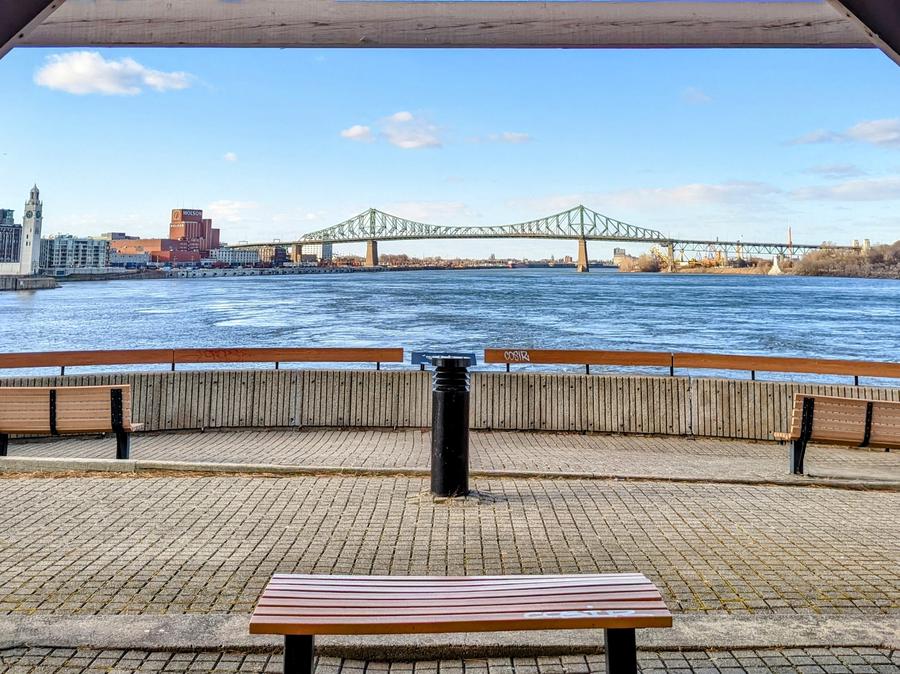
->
[109,209,220,264]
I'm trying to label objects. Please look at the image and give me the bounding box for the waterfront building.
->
[0,186,44,276]
[40,235,110,274]
[108,208,220,265]
[210,248,259,266]
[108,251,151,268]
[0,215,19,263]
[290,242,333,263]
[258,245,288,266]
[110,237,201,265]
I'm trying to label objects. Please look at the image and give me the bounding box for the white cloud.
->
[34,51,192,95]
[792,176,900,202]
[340,125,374,142]
[382,112,442,150]
[389,111,414,122]
[681,87,712,105]
[790,118,900,148]
[223,152,238,163]
[846,119,900,148]
[205,200,258,224]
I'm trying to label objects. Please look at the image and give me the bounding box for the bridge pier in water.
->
[365,240,379,267]
[576,238,589,273]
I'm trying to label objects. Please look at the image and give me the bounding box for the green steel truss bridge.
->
[230,205,858,269]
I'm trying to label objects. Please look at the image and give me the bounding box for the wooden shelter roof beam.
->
[16,1,871,50]
[0,0,65,59]
[827,1,900,66]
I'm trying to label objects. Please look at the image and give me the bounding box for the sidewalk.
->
[1,429,898,672]
[5,428,899,486]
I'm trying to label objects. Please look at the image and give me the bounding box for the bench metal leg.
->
[0,433,7,457]
[115,431,131,460]
[284,635,314,674]
[605,628,637,674]
[790,439,807,475]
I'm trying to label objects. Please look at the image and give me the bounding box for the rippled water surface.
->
[1,269,898,368]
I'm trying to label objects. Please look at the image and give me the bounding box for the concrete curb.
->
[0,614,897,658]
[2,456,898,492]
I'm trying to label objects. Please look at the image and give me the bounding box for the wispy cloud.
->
[205,200,258,223]
[788,129,841,146]
[384,201,472,222]
[846,119,900,148]
[340,112,441,149]
[388,111,414,123]
[606,181,781,209]
[382,112,442,149]
[792,176,900,202]
[34,51,192,95]
[803,163,865,179]
[789,118,900,149]
[681,86,712,105]
[486,132,533,144]
[507,181,782,216]
[223,152,238,163]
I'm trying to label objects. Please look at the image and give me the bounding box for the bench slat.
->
[253,601,670,619]
[250,574,671,636]
[256,591,664,609]
[261,584,659,602]
[265,576,649,591]
[250,610,673,635]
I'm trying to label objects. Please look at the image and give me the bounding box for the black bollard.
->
[430,356,471,497]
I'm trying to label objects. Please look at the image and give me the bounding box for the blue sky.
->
[0,45,898,259]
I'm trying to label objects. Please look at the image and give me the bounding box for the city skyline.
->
[1,46,898,259]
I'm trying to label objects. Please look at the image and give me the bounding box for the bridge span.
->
[229,205,861,272]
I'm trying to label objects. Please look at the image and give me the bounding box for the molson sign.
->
[171,209,204,223]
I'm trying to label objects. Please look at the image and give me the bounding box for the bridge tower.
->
[575,205,589,273]
[576,238,589,273]
[666,242,675,272]
[363,208,380,267]
[365,239,379,267]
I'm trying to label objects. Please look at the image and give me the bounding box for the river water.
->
[1,269,898,379]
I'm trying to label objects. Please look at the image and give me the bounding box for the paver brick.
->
[6,429,899,485]
[0,475,897,616]
[2,648,898,674]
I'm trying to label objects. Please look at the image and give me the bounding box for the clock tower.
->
[19,185,42,275]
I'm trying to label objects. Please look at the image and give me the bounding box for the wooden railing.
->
[2,346,900,384]
[484,348,900,383]
[0,347,404,375]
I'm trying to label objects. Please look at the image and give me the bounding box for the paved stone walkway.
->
[6,428,899,484]
[0,475,897,617]
[1,647,898,674]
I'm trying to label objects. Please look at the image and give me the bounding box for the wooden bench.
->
[0,385,143,459]
[250,573,672,674]
[775,394,900,474]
